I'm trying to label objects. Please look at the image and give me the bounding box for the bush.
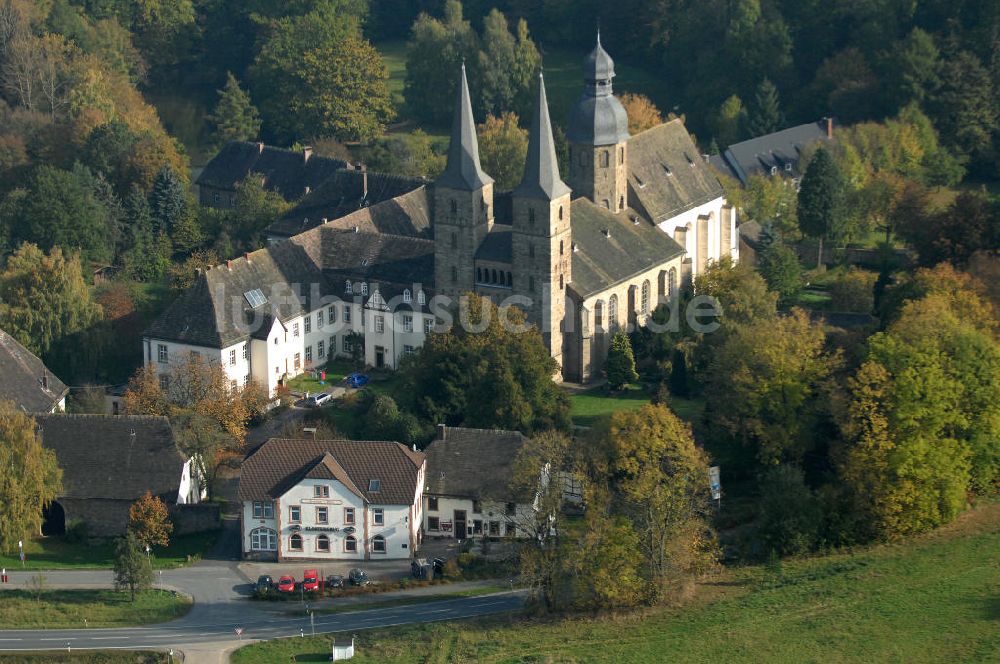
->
[755,465,822,557]
[829,268,877,313]
[456,552,476,567]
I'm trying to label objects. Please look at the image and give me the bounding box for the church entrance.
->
[42,501,66,536]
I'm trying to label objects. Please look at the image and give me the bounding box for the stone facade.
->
[568,141,629,213]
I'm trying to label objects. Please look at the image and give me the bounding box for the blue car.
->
[346,372,369,388]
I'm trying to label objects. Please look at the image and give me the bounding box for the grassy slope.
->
[569,384,703,427]
[0,589,191,628]
[0,531,217,571]
[0,654,169,664]
[233,503,1000,664]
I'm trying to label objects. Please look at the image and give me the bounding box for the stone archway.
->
[42,500,65,536]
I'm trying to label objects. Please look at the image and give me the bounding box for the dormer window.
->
[635,175,645,188]
[785,163,793,172]
[770,166,778,176]
[345,281,353,294]
[662,164,672,176]
[361,282,368,295]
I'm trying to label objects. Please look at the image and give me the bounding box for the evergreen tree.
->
[149,166,188,237]
[748,78,782,136]
[668,347,689,397]
[207,72,261,147]
[757,240,803,304]
[606,330,639,391]
[797,147,845,268]
[122,186,170,281]
[930,51,998,165]
[113,530,153,601]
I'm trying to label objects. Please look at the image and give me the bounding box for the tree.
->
[477,9,539,118]
[404,1,478,125]
[128,491,173,549]
[606,330,638,391]
[252,6,392,142]
[756,240,802,304]
[724,173,799,238]
[171,412,235,499]
[747,78,782,136]
[620,92,663,135]
[113,530,153,601]
[797,147,845,268]
[121,185,171,281]
[880,28,940,112]
[401,293,570,434]
[149,166,194,249]
[0,243,102,357]
[227,176,291,248]
[694,256,778,328]
[897,190,999,268]
[756,465,821,556]
[712,94,745,147]
[930,51,997,164]
[829,268,877,313]
[704,309,839,467]
[357,130,446,179]
[167,249,219,294]
[477,112,527,191]
[207,72,260,147]
[0,402,62,554]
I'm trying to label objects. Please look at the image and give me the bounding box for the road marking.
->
[92,636,129,640]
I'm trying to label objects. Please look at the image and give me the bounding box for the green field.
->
[569,384,703,427]
[0,531,218,571]
[232,503,1000,663]
[0,654,172,664]
[0,589,190,628]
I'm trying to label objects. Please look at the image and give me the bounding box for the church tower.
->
[512,73,572,368]
[566,33,629,213]
[434,64,494,299]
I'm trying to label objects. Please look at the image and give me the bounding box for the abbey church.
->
[147,38,736,388]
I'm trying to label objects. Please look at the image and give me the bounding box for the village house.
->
[709,118,835,187]
[36,415,207,537]
[422,426,536,539]
[145,36,737,387]
[0,330,68,413]
[238,438,425,561]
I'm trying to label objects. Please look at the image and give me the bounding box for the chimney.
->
[302,146,313,163]
[256,142,264,154]
[826,117,834,139]
[436,424,446,440]
[226,259,232,270]
[321,217,328,225]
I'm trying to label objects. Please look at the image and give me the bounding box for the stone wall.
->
[60,498,131,537]
[170,503,221,535]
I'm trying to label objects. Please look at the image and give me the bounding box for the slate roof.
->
[569,198,687,298]
[423,426,529,501]
[36,414,187,502]
[715,120,833,184]
[627,120,725,223]
[266,172,430,239]
[514,74,570,200]
[567,35,629,146]
[239,438,425,505]
[145,226,435,347]
[475,225,513,263]
[197,142,348,200]
[437,64,493,191]
[0,331,68,413]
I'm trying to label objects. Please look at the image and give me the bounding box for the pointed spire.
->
[584,31,615,89]
[515,73,570,200]
[436,63,493,191]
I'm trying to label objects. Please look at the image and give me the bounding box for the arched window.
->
[559,240,564,255]
[529,208,535,224]
[594,300,604,329]
[250,528,276,551]
[476,267,482,282]
[558,206,564,220]
[450,199,457,215]
[559,273,564,289]
[619,195,624,210]
[344,535,357,553]
[641,280,650,314]
[403,289,411,303]
[601,150,609,167]
[609,295,618,328]
[345,281,353,294]
[289,533,303,551]
[417,290,426,305]
[361,282,368,296]
[372,534,386,553]
[450,232,457,249]
[316,534,330,552]
[506,272,512,287]
[619,147,624,164]
[668,267,678,299]
[491,269,498,284]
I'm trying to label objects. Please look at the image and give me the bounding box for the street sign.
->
[234,627,244,640]
[709,466,721,501]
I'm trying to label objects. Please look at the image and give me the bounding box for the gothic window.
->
[559,273,564,289]
[609,295,618,327]
[558,206,564,220]
[594,301,604,329]
[619,147,624,164]
[641,280,650,314]
[506,272,512,287]
[668,267,678,299]
[491,269,498,284]
[476,267,482,282]
[529,276,535,292]
[560,240,564,255]
[601,150,609,167]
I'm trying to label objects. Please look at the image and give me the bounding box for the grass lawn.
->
[0,589,191,628]
[0,531,218,571]
[0,654,172,664]
[286,358,358,394]
[232,502,1000,664]
[569,384,703,427]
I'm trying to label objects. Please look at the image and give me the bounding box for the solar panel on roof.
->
[244,288,267,308]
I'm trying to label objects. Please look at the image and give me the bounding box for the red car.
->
[276,575,296,593]
[302,569,320,592]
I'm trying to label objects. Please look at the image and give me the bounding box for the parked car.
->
[255,575,274,594]
[306,392,332,407]
[411,558,430,579]
[325,574,345,589]
[302,569,320,592]
[348,568,371,586]
[276,575,296,593]
[346,373,369,388]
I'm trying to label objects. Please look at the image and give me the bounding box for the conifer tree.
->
[113,530,153,601]
[797,147,845,268]
[606,330,639,391]
[207,73,261,147]
[748,78,783,136]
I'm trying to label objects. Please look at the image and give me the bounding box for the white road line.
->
[91,636,129,640]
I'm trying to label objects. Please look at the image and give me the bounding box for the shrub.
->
[829,268,877,313]
[64,519,88,544]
